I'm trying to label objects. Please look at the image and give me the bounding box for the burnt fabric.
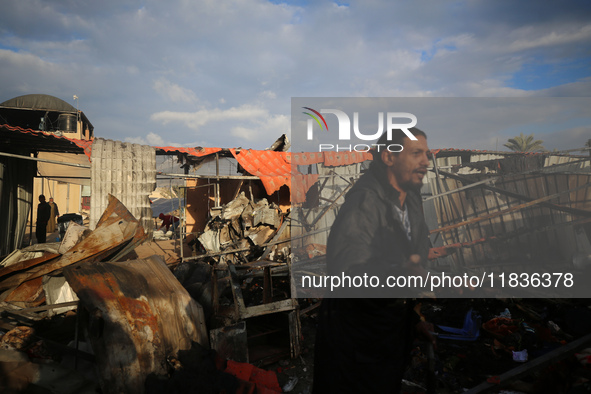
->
[313,164,429,393]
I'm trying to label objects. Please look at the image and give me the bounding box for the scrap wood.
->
[431,183,590,235]
[14,301,79,314]
[258,213,291,261]
[126,240,188,266]
[0,244,60,269]
[0,194,144,292]
[0,303,46,323]
[63,255,209,394]
[465,331,591,393]
[439,170,591,218]
[425,156,591,202]
[0,253,60,280]
[4,277,45,305]
[299,300,321,316]
[428,216,591,260]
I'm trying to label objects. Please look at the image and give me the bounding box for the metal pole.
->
[29,197,33,246]
[215,153,220,207]
[0,151,91,168]
[66,183,70,214]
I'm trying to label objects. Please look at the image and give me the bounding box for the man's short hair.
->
[371,127,427,164]
[39,194,46,201]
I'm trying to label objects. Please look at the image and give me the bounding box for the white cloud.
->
[150,104,269,130]
[153,78,198,104]
[231,114,289,142]
[260,90,277,99]
[124,136,147,145]
[1,0,590,150]
[124,133,182,147]
[146,132,164,145]
[509,24,591,52]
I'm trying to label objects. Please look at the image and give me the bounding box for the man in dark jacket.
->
[36,194,51,243]
[313,128,435,393]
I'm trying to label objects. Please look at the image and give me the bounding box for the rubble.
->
[196,192,287,264]
[0,194,146,300]
[0,192,299,394]
[63,255,209,394]
[0,145,588,393]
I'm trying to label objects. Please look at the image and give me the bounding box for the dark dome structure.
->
[0,94,78,113]
[0,93,93,135]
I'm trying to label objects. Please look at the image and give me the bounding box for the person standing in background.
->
[47,197,60,233]
[36,195,51,243]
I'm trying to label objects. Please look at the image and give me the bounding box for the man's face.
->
[386,135,430,191]
[49,198,54,203]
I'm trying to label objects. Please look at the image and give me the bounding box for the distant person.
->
[158,213,180,232]
[36,195,51,243]
[46,197,60,233]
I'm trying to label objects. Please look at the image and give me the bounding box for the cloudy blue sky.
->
[1,0,590,151]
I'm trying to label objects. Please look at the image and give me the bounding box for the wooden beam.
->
[240,298,298,319]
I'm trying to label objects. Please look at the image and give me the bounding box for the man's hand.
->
[403,254,429,278]
[415,320,437,349]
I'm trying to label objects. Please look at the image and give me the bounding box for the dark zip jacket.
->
[313,163,430,393]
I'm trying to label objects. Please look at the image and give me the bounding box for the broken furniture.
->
[183,191,299,365]
[209,260,300,365]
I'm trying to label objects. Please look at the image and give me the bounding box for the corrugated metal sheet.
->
[90,139,156,239]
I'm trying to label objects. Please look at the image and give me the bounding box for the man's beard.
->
[401,179,423,192]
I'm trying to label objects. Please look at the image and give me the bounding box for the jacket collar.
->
[366,164,426,249]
